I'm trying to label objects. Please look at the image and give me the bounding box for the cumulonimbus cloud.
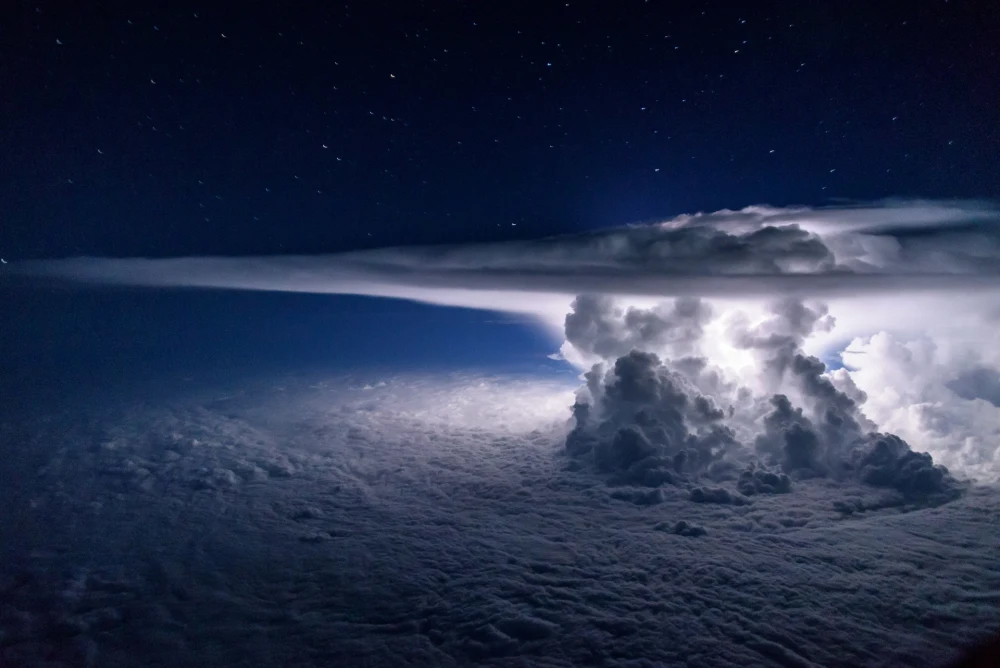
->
[6,199,999,483]
[562,294,965,500]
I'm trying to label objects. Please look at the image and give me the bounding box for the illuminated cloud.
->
[8,200,1000,306]
[6,199,999,482]
[842,332,1000,483]
[562,296,964,497]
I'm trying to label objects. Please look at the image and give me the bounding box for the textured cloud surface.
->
[561,295,969,500]
[2,374,998,667]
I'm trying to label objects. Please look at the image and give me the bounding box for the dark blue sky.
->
[2,1,998,387]
[0,282,566,385]
[2,1,997,259]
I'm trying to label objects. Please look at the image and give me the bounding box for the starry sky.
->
[2,1,998,261]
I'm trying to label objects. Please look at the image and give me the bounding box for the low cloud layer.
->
[3,373,998,667]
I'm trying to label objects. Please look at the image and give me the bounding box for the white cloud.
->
[558,295,975,497]
[10,200,1000,370]
[842,331,1000,483]
[9,200,1000,311]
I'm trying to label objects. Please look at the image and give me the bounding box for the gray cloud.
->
[737,462,792,495]
[563,294,961,501]
[948,366,1000,408]
[689,485,750,505]
[728,298,835,383]
[565,294,712,361]
[566,349,741,486]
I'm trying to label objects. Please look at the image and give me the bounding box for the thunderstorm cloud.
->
[4,199,1000,666]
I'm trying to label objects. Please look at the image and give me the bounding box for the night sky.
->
[3,1,998,260]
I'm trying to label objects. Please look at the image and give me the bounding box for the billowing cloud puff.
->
[566,348,739,487]
[689,485,750,505]
[841,332,1000,483]
[562,294,712,366]
[726,298,836,388]
[737,462,792,495]
[562,295,962,501]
